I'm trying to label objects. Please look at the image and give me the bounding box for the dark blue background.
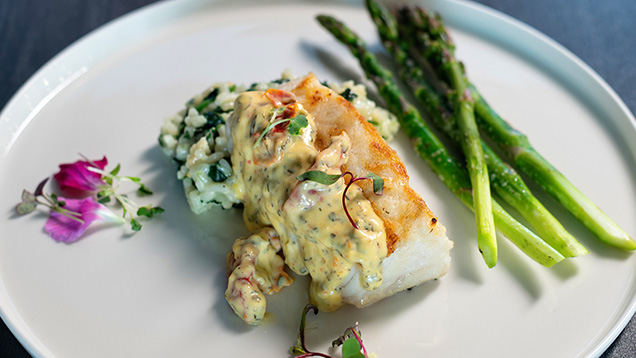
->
[1,0,634,356]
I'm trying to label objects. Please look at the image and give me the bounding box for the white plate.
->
[1,0,635,357]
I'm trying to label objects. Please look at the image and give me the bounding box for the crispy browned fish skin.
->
[286,74,446,253]
[282,74,453,307]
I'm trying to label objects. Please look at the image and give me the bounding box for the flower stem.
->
[38,196,85,224]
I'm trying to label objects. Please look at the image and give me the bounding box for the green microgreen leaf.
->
[97,195,111,204]
[137,183,153,196]
[364,173,384,195]
[296,170,342,185]
[137,206,151,217]
[332,324,369,358]
[109,163,121,176]
[255,118,285,146]
[137,205,164,218]
[18,188,39,215]
[254,109,309,147]
[50,193,65,207]
[15,200,37,215]
[97,189,111,197]
[22,189,37,203]
[130,218,142,231]
[288,114,308,135]
[97,189,113,204]
[342,338,364,358]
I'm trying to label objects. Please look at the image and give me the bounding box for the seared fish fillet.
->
[281,74,453,307]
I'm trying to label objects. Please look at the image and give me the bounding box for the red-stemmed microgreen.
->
[290,304,372,358]
[296,170,384,229]
[332,323,368,358]
[290,304,331,358]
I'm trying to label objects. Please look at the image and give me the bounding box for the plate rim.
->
[1,0,635,357]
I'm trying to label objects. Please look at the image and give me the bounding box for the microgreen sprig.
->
[332,323,368,358]
[290,304,331,358]
[254,113,309,147]
[290,304,372,358]
[296,170,384,229]
[86,164,163,232]
[16,177,84,224]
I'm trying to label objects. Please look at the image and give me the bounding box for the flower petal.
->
[44,197,111,243]
[53,156,108,193]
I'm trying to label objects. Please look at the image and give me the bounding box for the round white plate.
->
[1,0,635,357]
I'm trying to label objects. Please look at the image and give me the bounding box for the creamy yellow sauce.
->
[224,228,293,325]
[225,90,387,324]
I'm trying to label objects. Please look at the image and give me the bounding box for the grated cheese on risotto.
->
[159,72,399,215]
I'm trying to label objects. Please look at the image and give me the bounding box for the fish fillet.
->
[281,74,453,307]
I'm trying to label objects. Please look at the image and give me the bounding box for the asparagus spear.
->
[316,14,565,267]
[472,92,635,250]
[392,6,498,267]
[364,0,588,258]
[399,4,635,251]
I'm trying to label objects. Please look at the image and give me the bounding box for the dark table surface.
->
[1,0,635,357]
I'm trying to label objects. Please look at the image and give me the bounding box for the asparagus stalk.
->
[316,14,565,267]
[364,0,588,258]
[399,4,635,251]
[392,6,498,267]
[472,93,635,250]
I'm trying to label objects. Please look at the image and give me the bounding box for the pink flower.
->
[53,156,108,194]
[44,196,122,243]
[16,155,162,243]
